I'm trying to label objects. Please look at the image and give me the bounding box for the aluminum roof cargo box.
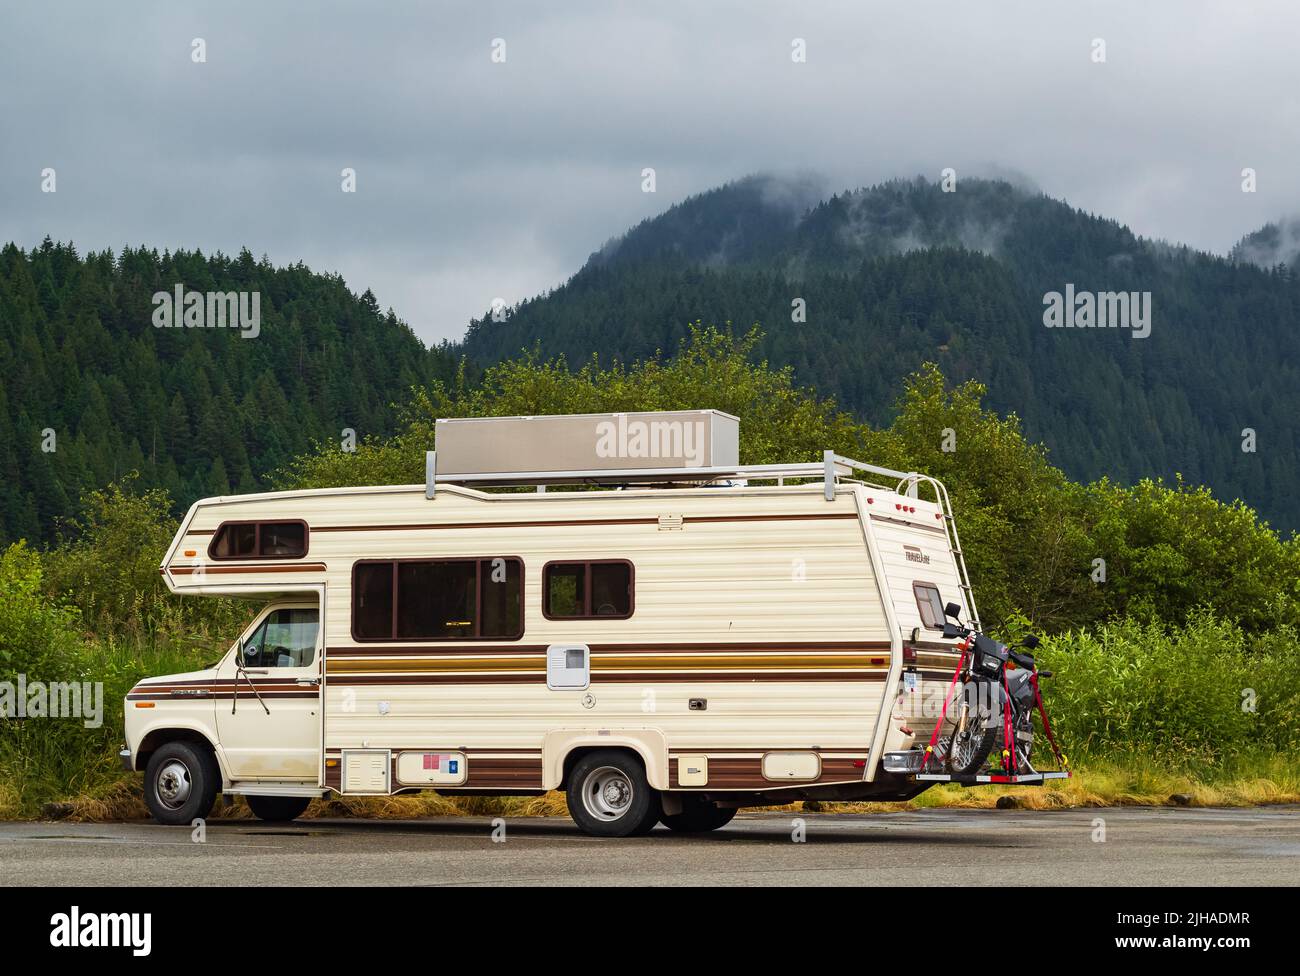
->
[434,410,739,476]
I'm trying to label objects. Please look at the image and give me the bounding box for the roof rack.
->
[425,449,913,501]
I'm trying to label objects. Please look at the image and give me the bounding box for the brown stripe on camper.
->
[127,677,318,700]
[320,752,545,792]
[308,511,860,534]
[668,756,865,789]
[328,670,887,686]
[397,755,544,790]
[326,651,890,675]
[169,562,327,575]
[913,653,963,671]
[326,639,893,658]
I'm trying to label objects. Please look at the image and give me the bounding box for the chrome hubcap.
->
[156,760,193,809]
[581,766,634,822]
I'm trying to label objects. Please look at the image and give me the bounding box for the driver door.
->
[214,604,321,781]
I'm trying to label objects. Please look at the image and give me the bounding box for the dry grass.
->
[38,756,1300,823]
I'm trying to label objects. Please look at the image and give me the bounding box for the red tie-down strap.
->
[1030,670,1068,770]
[1001,669,1015,773]
[919,640,969,773]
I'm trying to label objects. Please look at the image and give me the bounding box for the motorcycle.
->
[936,603,1053,776]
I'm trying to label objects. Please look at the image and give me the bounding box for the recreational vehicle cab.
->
[123,410,985,836]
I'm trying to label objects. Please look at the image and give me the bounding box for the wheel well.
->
[135,728,216,771]
[560,746,645,791]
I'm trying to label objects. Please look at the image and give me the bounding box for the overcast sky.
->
[3,1,1298,343]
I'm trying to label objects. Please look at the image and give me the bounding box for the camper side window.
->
[913,582,946,630]
[352,558,524,641]
[543,561,634,619]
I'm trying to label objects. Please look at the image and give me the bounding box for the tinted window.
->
[353,558,523,641]
[211,522,256,558]
[260,522,306,557]
[913,582,946,630]
[354,563,394,639]
[545,563,584,617]
[480,558,523,636]
[398,561,475,639]
[544,561,633,619]
[209,521,307,559]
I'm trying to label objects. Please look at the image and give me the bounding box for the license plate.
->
[903,672,918,693]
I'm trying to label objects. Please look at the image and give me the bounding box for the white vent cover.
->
[547,644,590,690]
[342,750,390,794]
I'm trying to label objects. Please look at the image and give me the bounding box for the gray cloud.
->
[2,0,1298,342]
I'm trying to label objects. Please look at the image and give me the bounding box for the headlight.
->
[980,655,1001,673]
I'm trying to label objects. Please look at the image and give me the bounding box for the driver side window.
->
[242,608,319,668]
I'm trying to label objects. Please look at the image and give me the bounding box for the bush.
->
[1037,612,1300,767]
[43,478,249,641]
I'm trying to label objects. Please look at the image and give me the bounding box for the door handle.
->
[296,678,321,687]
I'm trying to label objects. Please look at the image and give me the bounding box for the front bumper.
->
[119,747,133,772]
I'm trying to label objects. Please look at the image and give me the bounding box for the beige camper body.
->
[126,431,979,828]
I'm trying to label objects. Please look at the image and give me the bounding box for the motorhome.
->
[123,410,985,836]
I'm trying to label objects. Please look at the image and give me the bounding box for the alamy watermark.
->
[594,416,705,466]
[151,285,261,338]
[0,675,104,728]
[1043,284,1151,339]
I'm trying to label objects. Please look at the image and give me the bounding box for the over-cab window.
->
[543,561,634,619]
[209,520,308,560]
[913,582,946,630]
[353,558,523,641]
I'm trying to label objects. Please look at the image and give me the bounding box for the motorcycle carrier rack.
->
[910,633,1073,787]
[915,770,1072,785]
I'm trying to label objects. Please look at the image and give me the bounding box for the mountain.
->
[0,240,459,544]
[463,176,1300,532]
[1232,216,1300,271]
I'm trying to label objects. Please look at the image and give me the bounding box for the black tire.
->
[566,750,661,838]
[660,795,737,833]
[948,682,999,775]
[245,795,312,823]
[143,740,219,826]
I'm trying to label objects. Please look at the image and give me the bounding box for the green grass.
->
[0,637,217,819]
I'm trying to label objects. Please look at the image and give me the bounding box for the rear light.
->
[902,647,917,664]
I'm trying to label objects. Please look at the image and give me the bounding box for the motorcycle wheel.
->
[945,685,997,774]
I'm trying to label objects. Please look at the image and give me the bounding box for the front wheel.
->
[143,741,219,826]
[566,750,661,837]
[245,795,312,822]
[660,795,737,833]
[948,683,998,775]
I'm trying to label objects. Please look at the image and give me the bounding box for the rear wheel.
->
[566,750,661,837]
[143,741,219,826]
[245,795,312,823]
[660,795,737,833]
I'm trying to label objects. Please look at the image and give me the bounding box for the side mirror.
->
[942,621,961,639]
[944,602,962,620]
[1022,635,1041,649]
